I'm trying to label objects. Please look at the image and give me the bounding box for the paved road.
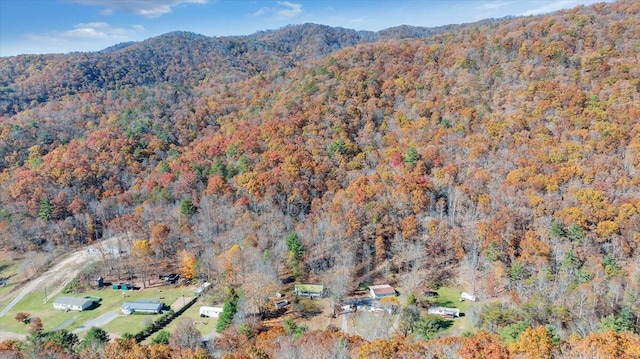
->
[202,329,220,342]
[72,311,119,334]
[341,312,348,332]
[53,316,78,331]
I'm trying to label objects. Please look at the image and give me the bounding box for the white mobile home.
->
[461,292,478,302]
[121,300,164,315]
[200,306,223,318]
[428,306,461,318]
[53,296,94,312]
[294,284,324,298]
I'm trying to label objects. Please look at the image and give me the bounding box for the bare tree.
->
[351,311,394,340]
[170,318,202,350]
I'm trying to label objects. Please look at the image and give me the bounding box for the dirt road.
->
[0,236,122,318]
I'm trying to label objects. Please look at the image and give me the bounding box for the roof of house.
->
[294,284,324,293]
[200,306,223,311]
[54,296,93,307]
[369,284,396,296]
[122,300,163,311]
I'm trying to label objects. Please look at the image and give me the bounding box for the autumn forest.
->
[1,0,640,358]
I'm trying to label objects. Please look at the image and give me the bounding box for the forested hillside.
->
[1,0,640,357]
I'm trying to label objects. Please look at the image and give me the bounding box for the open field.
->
[0,285,187,336]
[100,312,149,337]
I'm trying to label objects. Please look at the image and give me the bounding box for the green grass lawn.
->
[0,283,17,307]
[101,313,149,337]
[0,258,18,300]
[0,286,174,335]
[141,301,218,344]
[432,287,478,335]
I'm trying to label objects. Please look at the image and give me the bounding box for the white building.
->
[53,296,94,312]
[461,292,478,301]
[199,306,223,318]
[369,284,397,299]
[121,300,163,315]
[428,306,461,317]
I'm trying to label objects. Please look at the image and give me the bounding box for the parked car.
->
[274,300,289,309]
[160,273,180,283]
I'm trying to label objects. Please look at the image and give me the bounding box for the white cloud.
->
[252,1,302,19]
[252,7,268,16]
[476,1,516,10]
[520,0,579,16]
[72,0,207,18]
[25,22,146,45]
[277,1,302,18]
[349,17,367,24]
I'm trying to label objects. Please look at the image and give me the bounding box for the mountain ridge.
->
[0,22,468,116]
[0,1,639,355]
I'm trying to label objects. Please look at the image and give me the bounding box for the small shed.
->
[194,282,211,297]
[121,300,163,315]
[294,284,324,298]
[112,283,133,291]
[199,306,223,318]
[369,284,397,299]
[428,306,461,318]
[53,296,94,312]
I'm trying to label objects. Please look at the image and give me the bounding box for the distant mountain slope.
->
[0,23,461,116]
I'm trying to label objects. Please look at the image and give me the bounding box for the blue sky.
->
[0,0,612,57]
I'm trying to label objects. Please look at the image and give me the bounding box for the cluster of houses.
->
[53,278,477,332]
[52,295,165,315]
[290,283,399,300]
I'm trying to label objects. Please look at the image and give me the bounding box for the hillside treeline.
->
[1,0,639,356]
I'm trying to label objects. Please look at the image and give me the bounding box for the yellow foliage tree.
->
[179,250,197,281]
[357,338,399,359]
[131,239,152,258]
[518,231,550,266]
[401,215,418,240]
[596,220,619,240]
[458,331,510,359]
[509,326,555,359]
[567,330,640,359]
[217,244,242,284]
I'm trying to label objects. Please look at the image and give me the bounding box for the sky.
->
[0,0,613,57]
